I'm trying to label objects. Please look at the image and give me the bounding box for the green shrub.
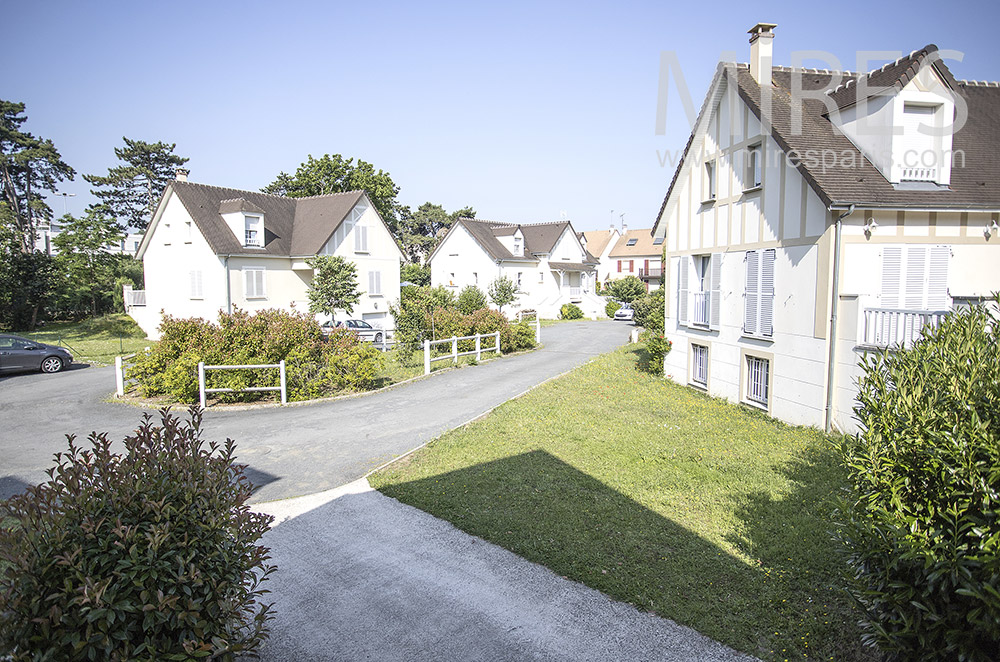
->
[835,301,1000,661]
[605,299,621,318]
[0,409,275,660]
[559,303,584,320]
[504,321,537,353]
[639,330,672,375]
[129,308,382,404]
[605,276,646,304]
[632,288,665,332]
[457,285,488,315]
[389,285,457,359]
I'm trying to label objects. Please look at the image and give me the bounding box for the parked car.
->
[321,319,385,343]
[0,334,73,374]
[613,303,634,322]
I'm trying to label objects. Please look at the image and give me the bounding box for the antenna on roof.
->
[560,210,568,219]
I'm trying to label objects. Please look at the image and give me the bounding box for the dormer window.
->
[626,238,638,247]
[244,215,262,247]
[514,238,522,255]
[745,144,762,190]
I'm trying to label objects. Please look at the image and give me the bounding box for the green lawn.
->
[371,344,874,662]
[17,315,153,366]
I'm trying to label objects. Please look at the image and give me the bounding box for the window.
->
[516,272,523,288]
[705,162,716,201]
[514,238,522,255]
[354,225,369,253]
[244,215,262,247]
[745,355,769,407]
[368,271,382,296]
[678,254,721,329]
[538,271,544,283]
[653,236,664,246]
[881,245,949,310]
[617,260,622,273]
[185,221,193,243]
[189,270,203,300]
[744,249,775,337]
[745,144,762,189]
[629,260,634,272]
[691,344,709,387]
[244,267,266,299]
[626,238,638,247]
[473,272,478,284]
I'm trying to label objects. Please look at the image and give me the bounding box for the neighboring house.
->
[653,23,999,434]
[428,218,604,318]
[607,227,664,291]
[33,220,143,257]
[580,227,621,285]
[127,172,404,339]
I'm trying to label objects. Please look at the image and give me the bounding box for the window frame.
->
[744,143,762,191]
[189,270,203,300]
[244,214,263,247]
[690,342,709,389]
[243,266,267,299]
[743,248,775,339]
[354,224,369,253]
[741,350,772,411]
[704,161,717,202]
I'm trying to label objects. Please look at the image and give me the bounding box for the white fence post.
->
[452,336,458,364]
[279,360,287,405]
[198,362,207,409]
[535,318,541,343]
[424,339,431,375]
[475,335,481,361]
[494,331,500,354]
[115,356,125,397]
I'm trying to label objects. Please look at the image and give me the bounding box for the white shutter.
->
[189,271,203,299]
[709,253,722,330]
[904,246,927,309]
[760,249,775,336]
[927,246,950,309]
[244,268,265,298]
[368,271,382,296]
[376,271,382,295]
[744,251,759,335]
[355,225,368,252]
[881,247,902,308]
[678,256,689,325]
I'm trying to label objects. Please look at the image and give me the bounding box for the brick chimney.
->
[749,23,776,88]
[175,168,189,182]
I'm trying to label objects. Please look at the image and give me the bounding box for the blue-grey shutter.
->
[709,253,722,330]
[744,251,758,335]
[678,256,689,325]
[760,249,775,336]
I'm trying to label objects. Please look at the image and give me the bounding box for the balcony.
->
[901,167,937,182]
[569,286,582,302]
[692,292,710,326]
[125,289,147,308]
[639,267,663,280]
[862,308,948,349]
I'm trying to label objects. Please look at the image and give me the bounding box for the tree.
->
[606,276,646,304]
[84,138,189,231]
[0,207,57,330]
[457,285,488,314]
[0,100,75,253]
[632,288,665,332]
[264,154,401,229]
[395,203,476,263]
[400,262,430,287]
[52,211,125,316]
[488,276,517,314]
[306,255,360,318]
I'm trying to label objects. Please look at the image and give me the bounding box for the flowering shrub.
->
[129,308,382,403]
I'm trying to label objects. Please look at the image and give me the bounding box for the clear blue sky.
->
[5,0,998,232]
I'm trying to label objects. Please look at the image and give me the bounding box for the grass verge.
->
[370,344,873,662]
[17,315,152,366]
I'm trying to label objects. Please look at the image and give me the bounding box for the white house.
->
[580,227,621,285]
[127,172,404,339]
[653,23,1000,434]
[428,218,605,318]
[606,227,664,291]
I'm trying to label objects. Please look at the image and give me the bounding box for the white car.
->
[613,303,634,321]
[322,319,385,343]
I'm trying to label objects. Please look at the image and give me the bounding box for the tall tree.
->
[52,211,124,316]
[488,276,518,314]
[84,138,189,231]
[306,255,361,318]
[0,100,75,253]
[264,154,401,229]
[396,202,475,263]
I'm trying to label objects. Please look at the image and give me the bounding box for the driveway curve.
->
[0,321,630,503]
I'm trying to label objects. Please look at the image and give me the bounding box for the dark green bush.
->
[605,276,646,304]
[559,303,583,320]
[835,301,1000,661]
[0,409,275,661]
[457,285,488,315]
[605,299,621,318]
[632,288,665,332]
[129,308,382,403]
[639,330,672,375]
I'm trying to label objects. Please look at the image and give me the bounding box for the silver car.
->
[322,319,385,343]
[0,334,73,374]
[613,303,635,321]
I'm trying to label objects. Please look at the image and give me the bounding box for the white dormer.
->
[220,198,267,248]
[497,227,526,257]
[831,61,957,187]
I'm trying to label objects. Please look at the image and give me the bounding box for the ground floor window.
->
[745,355,769,407]
[691,344,708,387]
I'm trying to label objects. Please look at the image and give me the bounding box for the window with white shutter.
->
[744,249,774,337]
[189,271,203,300]
[368,270,382,296]
[244,267,266,299]
[354,225,369,253]
[745,355,770,407]
[709,253,722,330]
[678,256,689,325]
[880,245,950,310]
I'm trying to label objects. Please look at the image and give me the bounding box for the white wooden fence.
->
[114,353,138,397]
[423,332,500,375]
[198,361,287,408]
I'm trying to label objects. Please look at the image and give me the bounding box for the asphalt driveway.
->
[0,321,630,503]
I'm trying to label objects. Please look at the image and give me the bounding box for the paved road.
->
[1,321,630,503]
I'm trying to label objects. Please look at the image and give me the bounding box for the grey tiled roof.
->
[450,219,588,262]
[166,181,363,256]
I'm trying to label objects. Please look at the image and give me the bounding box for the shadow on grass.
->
[626,344,658,376]
[379,449,776,659]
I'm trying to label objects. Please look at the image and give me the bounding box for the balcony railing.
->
[901,167,937,182]
[690,292,711,326]
[569,286,582,301]
[863,308,948,349]
[125,289,147,307]
[639,267,663,279]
